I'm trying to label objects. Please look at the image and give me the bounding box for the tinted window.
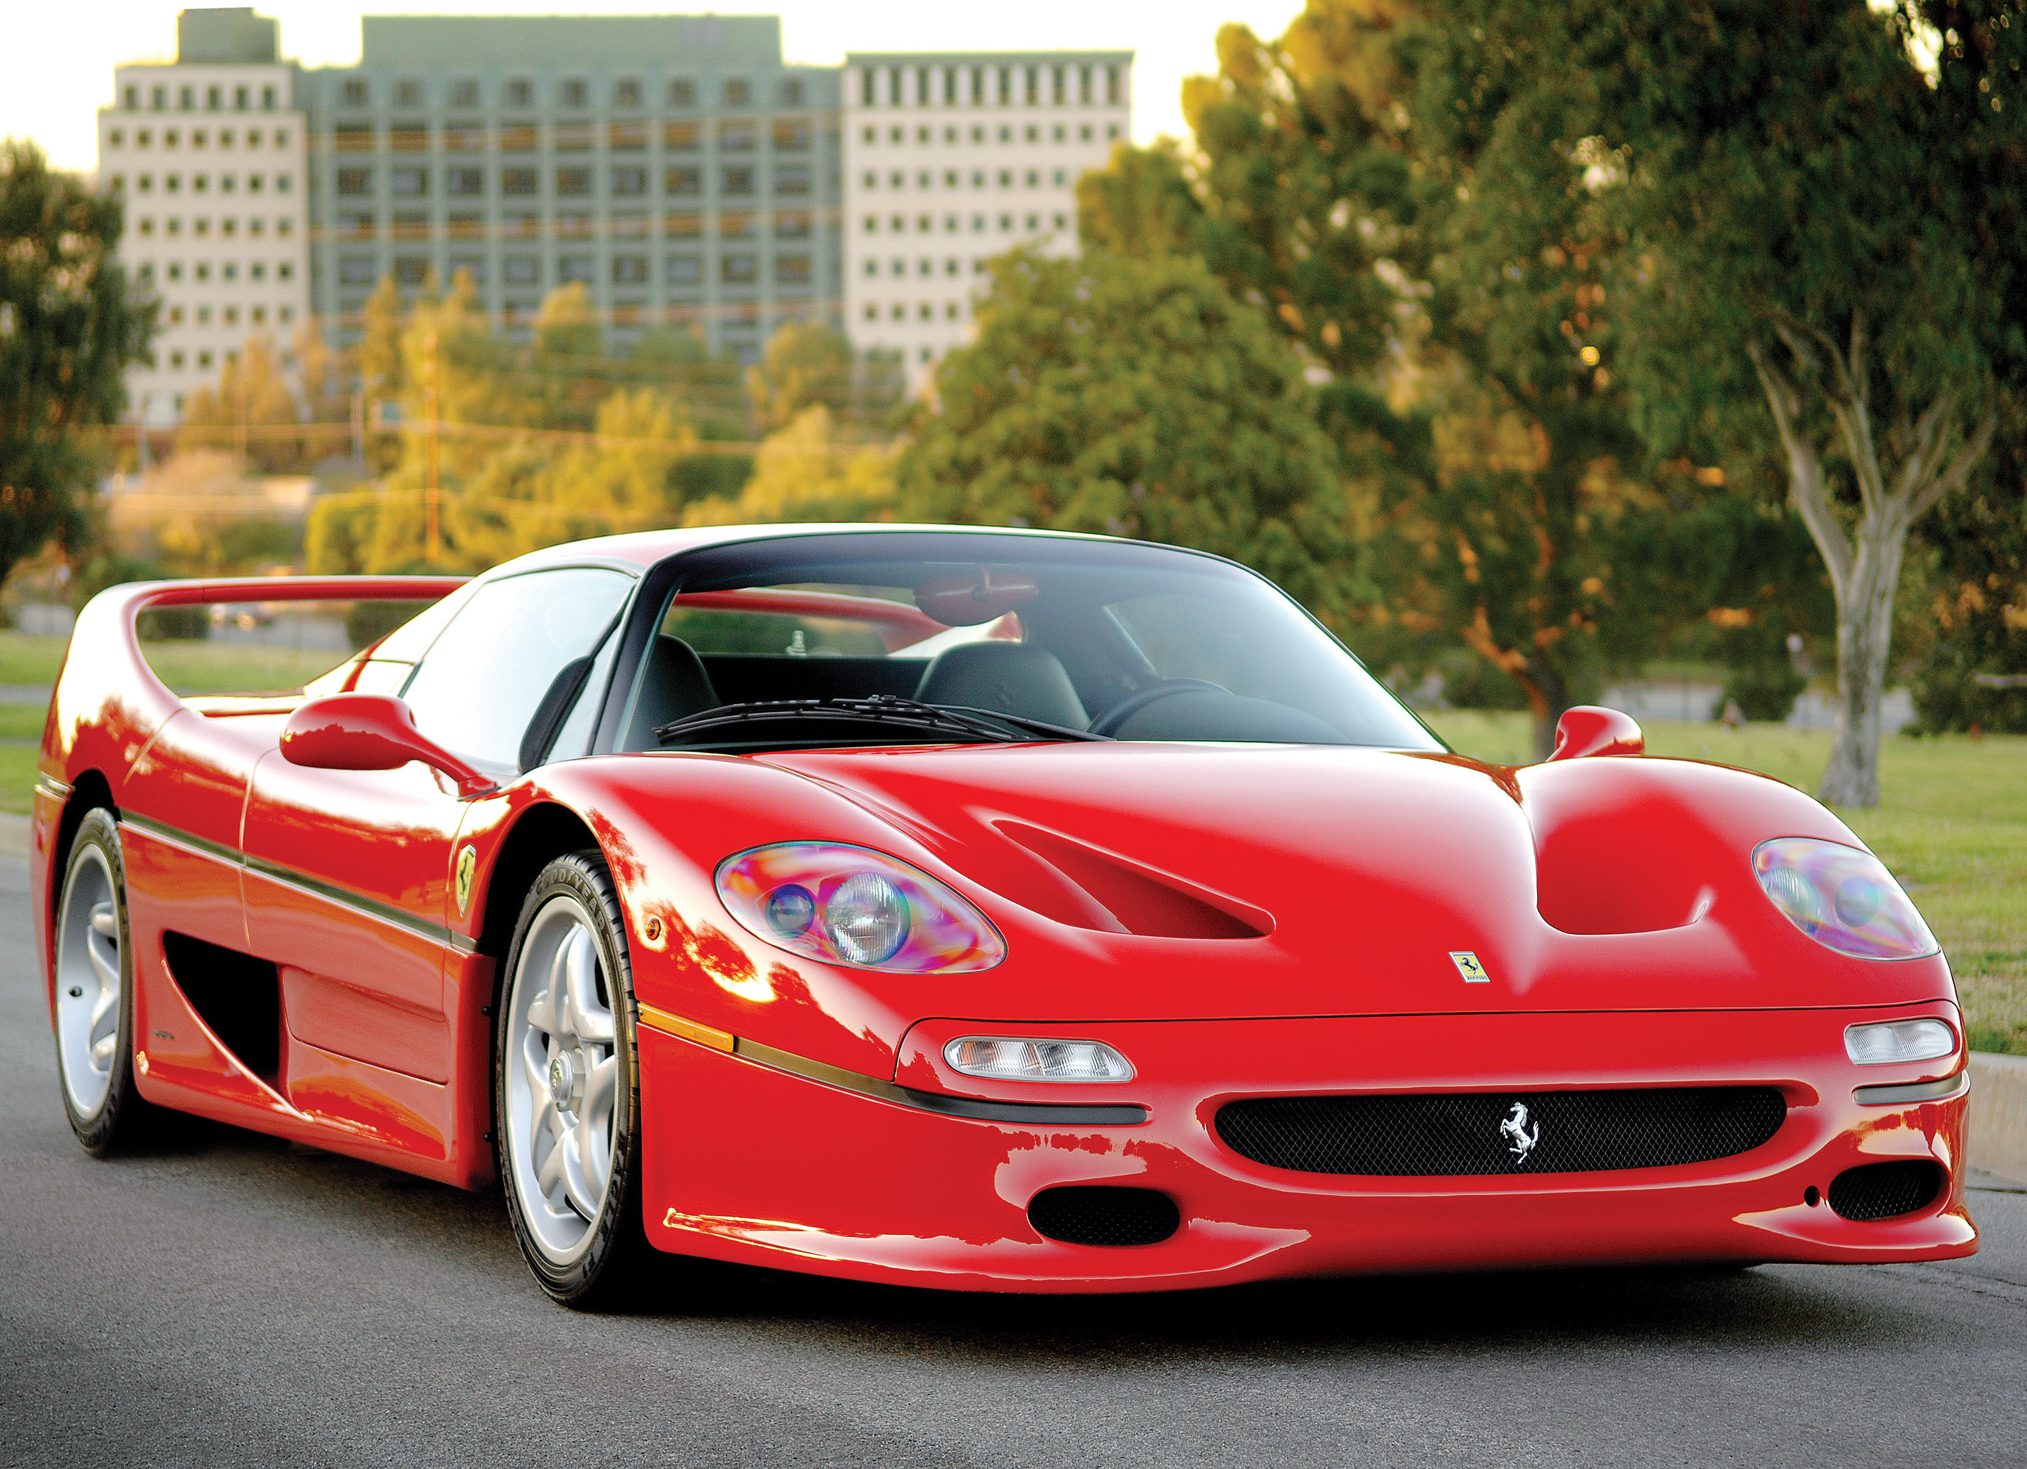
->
[402,568,632,770]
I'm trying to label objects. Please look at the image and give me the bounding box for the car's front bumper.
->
[636,1004,1976,1292]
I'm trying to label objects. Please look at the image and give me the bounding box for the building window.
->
[561,79,588,109]
[504,256,539,285]
[507,78,533,107]
[669,78,696,108]
[341,80,368,107]
[555,122,593,153]
[720,211,755,238]
[722,254,757,284]
[452,79,479,108]
[665,166,701,196]
[558,255,594,283]
[664,121,699,151]
[612,254,647,284]
[451,256,487,284]
[336,167,372,196]
[776,255,810,285]
[780,78,804,107]
[724,78,750,107]
[863,260,879,277]
[861,125,876,144]
[719,122,756,152]
[614,78,641,109]
[666,254,702,285]
[394,256,429,286]
[393,79,422,109]
[339,255,376,285]
[502,166,538,196]
[722,166,754,196]
[124,86,138,109]
[773,119,810,151]
[611,121,647,152]
[775,211,811,238]
[277,262,294,281]
[611,165,647,197]
[391,166,428,196]
[447,166,483,196]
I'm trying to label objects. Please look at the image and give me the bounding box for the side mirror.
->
[281,693,493,796]
[1548,705,1645,761]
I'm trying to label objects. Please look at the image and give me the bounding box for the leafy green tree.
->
[0,139,154,588]
[897,249,1359,621]
[689,404,896,527]
[1508,0,2024,804]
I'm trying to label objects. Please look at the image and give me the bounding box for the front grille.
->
[1028,1186,1180,1247]
[1216,1086,1786,1177]
[1828,1160,1945,1221]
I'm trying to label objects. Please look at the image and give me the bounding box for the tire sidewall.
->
[56,809,144,1153]
[493,852,647,1307]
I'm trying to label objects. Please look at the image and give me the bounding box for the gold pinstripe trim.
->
[637,1003,735,1052]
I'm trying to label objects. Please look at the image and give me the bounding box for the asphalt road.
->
[2,854,2023,1469]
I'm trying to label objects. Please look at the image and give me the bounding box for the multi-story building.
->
[96,8,312,423]
[297,14,842,364]
[841,51,1132,385]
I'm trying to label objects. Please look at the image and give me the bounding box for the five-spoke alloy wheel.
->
[496,852,649,1306]
[54,809,152,1152]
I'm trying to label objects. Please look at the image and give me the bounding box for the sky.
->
[0,0,1307,174]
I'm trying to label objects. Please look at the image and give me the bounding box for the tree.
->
[689,404,896,527]
[897,249,1359,621]
[1526,0,2025,805]
[1081,2,1666,754]
[0,139,154,588]
[177,336,303,473]
[746,320,854,433]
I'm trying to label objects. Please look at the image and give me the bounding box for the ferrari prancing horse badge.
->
[454,845,476,916]
[1450,950,1490,983]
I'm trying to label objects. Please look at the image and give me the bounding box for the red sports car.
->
[32,526,1975,1306]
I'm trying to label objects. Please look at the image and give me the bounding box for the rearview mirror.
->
[281,693,493,796]
[1548,705,1645,761]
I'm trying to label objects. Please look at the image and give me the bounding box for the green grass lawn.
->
[1431,710,2027,1055]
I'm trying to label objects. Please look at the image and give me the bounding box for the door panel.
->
[242,750,464,1084]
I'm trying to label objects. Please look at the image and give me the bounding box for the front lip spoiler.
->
[638,1004,1149,1125]
[1852,1070,1969,1107]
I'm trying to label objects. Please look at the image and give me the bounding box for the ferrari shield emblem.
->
[1450,951,1490,983]
[454,845,476,916]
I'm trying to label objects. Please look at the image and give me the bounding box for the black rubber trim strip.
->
[732,1035,1149,1125]
[1853,1071,1970,1107]
[121,811,477,955]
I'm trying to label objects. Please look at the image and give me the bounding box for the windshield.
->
[620,531,1440,753]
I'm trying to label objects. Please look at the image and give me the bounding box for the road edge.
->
[0,811,26,859]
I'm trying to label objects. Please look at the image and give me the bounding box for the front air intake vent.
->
[1028,1186,1180,1247]
[1827,1160,1946,1222]
[1216,1087,1787,1176]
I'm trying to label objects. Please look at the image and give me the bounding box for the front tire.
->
[53,808,154,1153]
[495,852,651,1308]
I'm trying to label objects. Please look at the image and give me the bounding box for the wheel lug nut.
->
[68,986,83,998]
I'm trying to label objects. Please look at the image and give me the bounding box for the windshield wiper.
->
[656,695,1111,747]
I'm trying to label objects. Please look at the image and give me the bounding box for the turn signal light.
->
[944,1036,1135,1082]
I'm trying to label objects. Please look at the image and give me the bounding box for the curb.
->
[1970,1051,2027,1187]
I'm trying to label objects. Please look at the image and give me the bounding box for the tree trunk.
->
[1818,515,1906,808]
[1747,323,1994,811]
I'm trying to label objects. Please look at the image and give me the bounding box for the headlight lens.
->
[945,1036,1135,1082]
[1845,1018,1957,1066]
[716,843,1005,973]
[1751,837,1939,959]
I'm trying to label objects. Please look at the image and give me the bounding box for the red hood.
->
[751,742,1952,1021]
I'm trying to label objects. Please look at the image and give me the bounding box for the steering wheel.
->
[1089,678,1229,736]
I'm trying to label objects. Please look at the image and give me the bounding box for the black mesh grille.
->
[1216,1087,1787,1176]
[1028,1186,1180,1247]
[1828,1160,1945,1222]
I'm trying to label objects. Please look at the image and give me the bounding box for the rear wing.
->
[54,575,467,731]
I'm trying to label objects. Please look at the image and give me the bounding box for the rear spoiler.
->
[60,575,467,727]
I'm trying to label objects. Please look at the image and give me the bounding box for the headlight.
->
[716,842,1005,973]
[1845,1018,1957,1066]
[1751,837,1939,960]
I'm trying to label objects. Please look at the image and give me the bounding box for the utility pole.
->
[423,326,441,565]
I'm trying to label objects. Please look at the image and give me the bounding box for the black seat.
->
[622,634,719,750]
[914,642,1089,729]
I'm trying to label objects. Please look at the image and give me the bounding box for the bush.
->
[1718,660,1806,723]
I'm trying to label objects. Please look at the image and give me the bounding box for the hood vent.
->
[995,820,1273,940]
